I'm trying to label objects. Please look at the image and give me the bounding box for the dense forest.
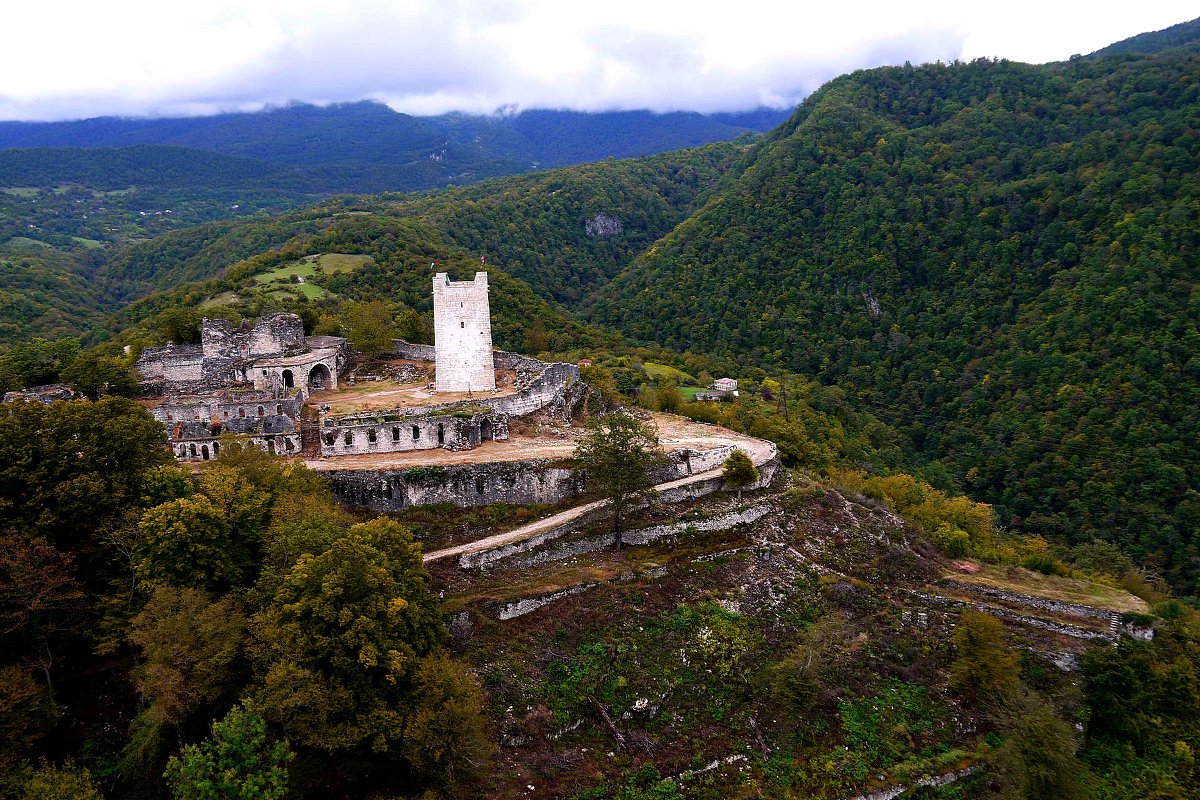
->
[7,41,1198,599]
[587,45,1200,594]
[2,16,1200,799]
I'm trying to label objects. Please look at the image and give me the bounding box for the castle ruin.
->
[134,312,349,460]
[433,272,496,393]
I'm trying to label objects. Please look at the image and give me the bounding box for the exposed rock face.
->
[585,212,623,238]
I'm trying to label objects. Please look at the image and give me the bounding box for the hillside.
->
[1089,15,1200,57]
[586,50,1200,591]
[0,141,740,347]
[97,142,741,309]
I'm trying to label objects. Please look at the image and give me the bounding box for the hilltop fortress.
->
[135,271,581,462]
[127,269,774,513]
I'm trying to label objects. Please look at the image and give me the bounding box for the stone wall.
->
[324,458,586,511]
[153,388,305,461]
[135,344,206,386]
[3,384,77,404]
[137,313,327,396]
[487,362,582,418]
[151,390,304,425]
[323,444,778,514]
[318,411,509,457]
[202,313,306,361]
[391,340,437,361]
[433,272,495,392]
[172,430,302,462]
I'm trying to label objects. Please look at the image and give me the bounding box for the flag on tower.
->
[480,254,486,264]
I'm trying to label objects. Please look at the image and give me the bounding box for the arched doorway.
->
[282,369,294,388]
[308,363,332,392]
[480,418,492,442]
[437,423,445,446]
[201,445,210,460]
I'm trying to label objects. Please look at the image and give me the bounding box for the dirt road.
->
[421,430,776,563]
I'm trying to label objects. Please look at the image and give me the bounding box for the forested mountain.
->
[587,48,1200,590]
[1089,15,1200,57]
[0,139,740,346]
[98,142,741,307]
[0,103,784,194]
[4,20,1199,598]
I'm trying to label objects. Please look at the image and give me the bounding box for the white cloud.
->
[0,0,1194,120]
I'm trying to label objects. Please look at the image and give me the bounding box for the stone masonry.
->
[433,272,496,392]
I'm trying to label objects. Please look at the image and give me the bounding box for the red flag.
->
[480,254,486,264]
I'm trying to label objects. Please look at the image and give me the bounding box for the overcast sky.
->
[1,1,1194,121]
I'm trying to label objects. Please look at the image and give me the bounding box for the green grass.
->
[0,187,40,197]
[252,252,372,286]
[678,386,708,400]
[6,236,52,249]
[71,236,104,249]
[643,362,696,385]
[267,283,328,300]
[199,291,241,308]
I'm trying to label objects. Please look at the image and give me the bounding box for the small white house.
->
[712,378,738,393]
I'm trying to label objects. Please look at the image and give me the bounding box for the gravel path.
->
[421,432,776,563]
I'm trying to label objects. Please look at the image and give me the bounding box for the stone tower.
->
[433,271,496,392]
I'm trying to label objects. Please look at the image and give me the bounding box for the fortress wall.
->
[248,313,306,357]
[318,413,509,457]
[324,459,586,511]
[391,340,437,361]
[322,446,778,513]
[488,362,581,418]
[151,392,304,425]
[136,344,205,382]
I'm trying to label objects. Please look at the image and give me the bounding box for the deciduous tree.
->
[164,704,292,800]
[252,519,444,754]
[129,586,247,726]
[721,449,759,501]
[574,412,665,547]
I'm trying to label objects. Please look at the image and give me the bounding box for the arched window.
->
[392,427,400,442]
[239,407,246,418]
[325,433,334,446]
[276,404,283,415]
[257,406,265,417]
[412,425,420,440]
[212,441,220,456]
[344,431,353,446]
[367,428,377,443]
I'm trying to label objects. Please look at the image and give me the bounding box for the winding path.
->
[422,434,776,563]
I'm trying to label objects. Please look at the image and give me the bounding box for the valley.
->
[0,13,1199,800]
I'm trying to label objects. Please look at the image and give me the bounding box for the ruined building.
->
[136,313,346,398]
[135,313,348,461]
[433,271,496,392]
[132,280,583,463]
